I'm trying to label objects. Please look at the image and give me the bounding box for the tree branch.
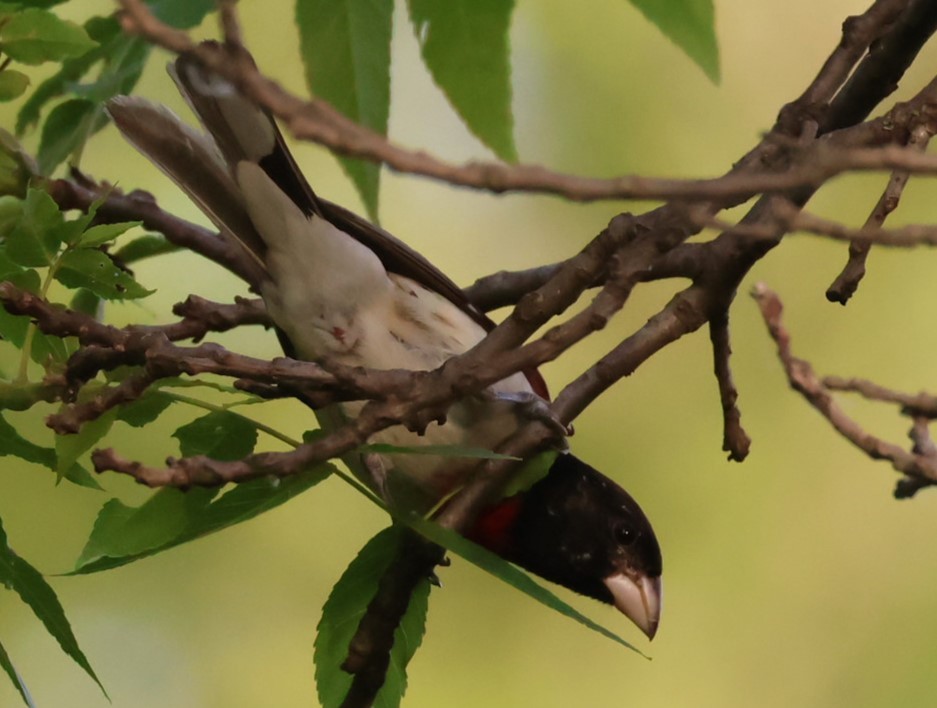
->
[112,0,937,204]
[826,122,934,302]
[753,283,937,496]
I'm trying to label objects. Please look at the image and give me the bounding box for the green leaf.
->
[76,220,140,248]
[36,98,102,175]
[54,408,116,480]
[0,413,101,489]
[0,194,23,238]
[0,268,40,349]
[296,0,392,220]
[54,196,100,246]
[407,0,517,161]
[30,332,69,367]
[628,0,720,83]
[73,463,332,573]
[0,301,30,346]
[15,30,104,135]
[406,514,646,655]
[5,187,63,267]
[16,16,149,137]
[113,233,180,264]
[315,526,429,708]
[0,269,72,370]
[0,9,96,65]
[0,516,106,696]
[54,247,154,300]
[0,411,55,467]
[172,410,258,461]
[59,462,103,490]
[0,381,53,410]
[116,390,174,427]
[68,287,100,317]
[0,637,34,707]
[147,0,215,29]
[0,70,29,101]
[75,488,218,568]
[0,129,35,196]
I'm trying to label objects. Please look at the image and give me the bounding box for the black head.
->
[473,452,662,638]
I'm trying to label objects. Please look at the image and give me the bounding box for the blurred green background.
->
[4,1,937,706]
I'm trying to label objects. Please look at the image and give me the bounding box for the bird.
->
[106,45,663,639]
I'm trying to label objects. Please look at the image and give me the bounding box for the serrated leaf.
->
[15,15,119,134]
[54,200,99,247]
[75,488,218,568]
[0,516,106,696]
[36,98,102,175]
[54,247,153,300]
[628,0,719,83]
[315,526,429,708]
[0,413,100,489]
[0,637,34,707]
[0,411,55,467]
[54,408,116,480]
[296,0,392,220]
[69,39,148,104]
[0,9,96,65]
[75,220,140,248]
[172,410,258,460]
[73,463,332,573]
[16,16,148,136]
[116,389,174,427]
[5,188,63,267]
[405,514,645,655]
[0,70,29,101]
[408,0,517,161]
[60,462,103,490]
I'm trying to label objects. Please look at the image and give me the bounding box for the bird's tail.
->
[105,43,327,276]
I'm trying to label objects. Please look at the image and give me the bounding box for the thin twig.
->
[113,0,937,204]
[709,312,751,461]
[753,283,937,494]
[823,376,937,417]
[827,122,935,303]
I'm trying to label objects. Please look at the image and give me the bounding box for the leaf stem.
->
[166,391,300,447]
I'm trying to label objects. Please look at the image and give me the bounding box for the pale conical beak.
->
[603,573,663,639]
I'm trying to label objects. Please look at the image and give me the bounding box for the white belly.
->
[239,162,533,504]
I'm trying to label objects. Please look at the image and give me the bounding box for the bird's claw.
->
[485,390,572,447]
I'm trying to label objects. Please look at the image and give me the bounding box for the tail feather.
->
[105,96,268,270]
[170,54,325,219]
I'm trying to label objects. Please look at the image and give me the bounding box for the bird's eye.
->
[614,524,637,546]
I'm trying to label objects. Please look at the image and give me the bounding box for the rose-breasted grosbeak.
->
[107,47,663,638]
